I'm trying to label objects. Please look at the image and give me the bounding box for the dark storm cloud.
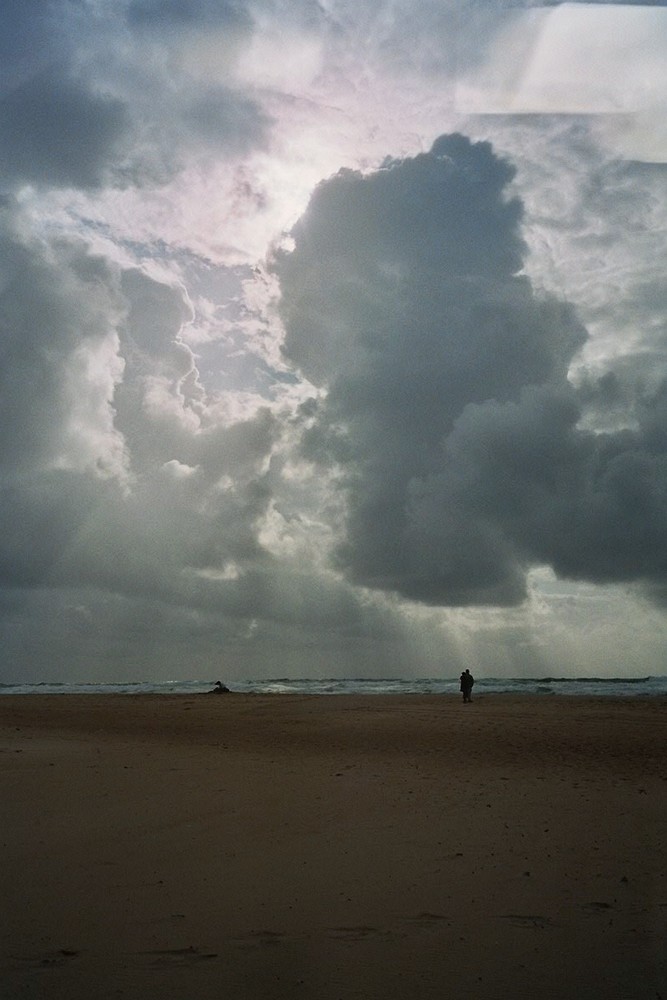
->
[410,386,667,583]
[180,86,270,154]
[435,381,667,589]
[0,472,125,593]
[274,134,667,605]
[0,1,61,89]
[0,69,132,190]
[0,2,134,191]
[126,0,251,29]
[0,202,126,474]
[0,0,269,192]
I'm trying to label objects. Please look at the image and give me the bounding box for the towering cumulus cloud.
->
[274,134,667,606]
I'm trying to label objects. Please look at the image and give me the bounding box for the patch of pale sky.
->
[455,4,667,161]
[600,109,667,165]
[187,563,242,582]
[56,333,129,478]
[178,26,249,85]
[477,118,667,383]
[161,459,198,479]
[256,501,337,565]
[198,388,274,428]
[236,31,325,93]
[142,374,203,433]
[433,567,667,678]
[24,45,460,270]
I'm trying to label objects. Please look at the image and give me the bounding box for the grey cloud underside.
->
[0,211,123,474]
[0,70,131,190]
[274,134,667,605]
[0,1,270,192]
[0,0,541,195]
[126,0,251,30]
[0,206,396,660]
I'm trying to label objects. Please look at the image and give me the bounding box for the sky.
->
[1,0,667,683]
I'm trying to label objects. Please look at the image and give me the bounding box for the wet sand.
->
[1,694,665,999]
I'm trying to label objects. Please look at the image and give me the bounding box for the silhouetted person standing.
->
[460,669,474,703]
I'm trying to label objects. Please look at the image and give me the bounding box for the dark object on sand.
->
[210,681,231,694]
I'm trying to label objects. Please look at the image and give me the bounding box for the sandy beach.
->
[1,694,665,999]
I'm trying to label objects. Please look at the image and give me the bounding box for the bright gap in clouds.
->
[456,4,667,162]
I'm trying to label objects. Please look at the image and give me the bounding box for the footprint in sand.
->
[499,914,554,929]
[409,912,451,929]
[232,930,289,950]
[12,949,80,969]
[326,926,390,942]
[581,901,614,914]
[141,946,218,967]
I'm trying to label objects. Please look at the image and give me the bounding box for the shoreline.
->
[1,695,665,998]
[2,674,665,698]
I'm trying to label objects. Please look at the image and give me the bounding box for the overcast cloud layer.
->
[1,1,667,681]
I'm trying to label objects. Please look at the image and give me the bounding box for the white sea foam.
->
[1,677,666,697]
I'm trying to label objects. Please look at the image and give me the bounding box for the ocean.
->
[1,677,666,697]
